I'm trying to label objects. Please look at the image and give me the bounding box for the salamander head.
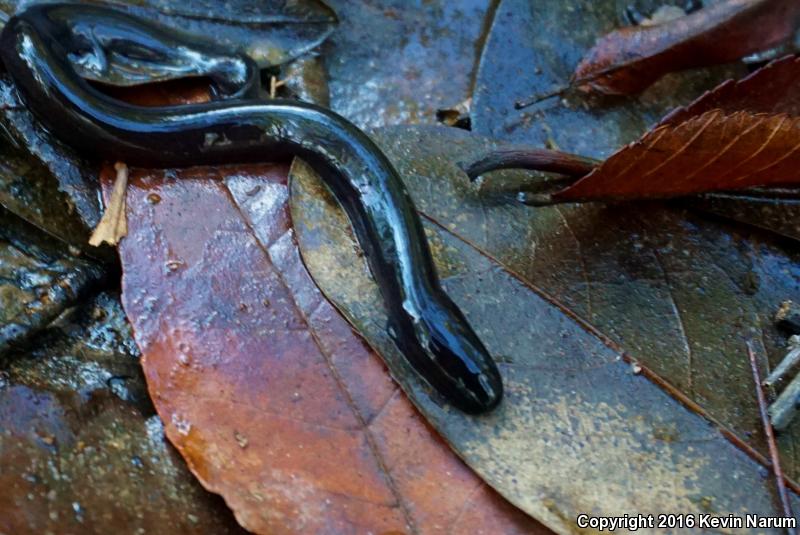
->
[394,295,503,414]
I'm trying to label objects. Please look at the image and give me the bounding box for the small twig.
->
[747,342,796,531]
[764,336,800,387]
[89,162,128,247]
[514,85,570,110]
[768,373,800,432]
[269,76,286,99]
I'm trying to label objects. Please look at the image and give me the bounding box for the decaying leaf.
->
[290,125,800,533]
[0,209,105,354]
[555,109,800,200]
[105,163,546,535]
[572,0,800,96]
[323,0,492,128]
[0,292,246,535]
[686,189,800,242]
[466,1,800,521]
[0,75,104,253]
[280,55,331,107]
[662,53,800,122]
[555,55,800,201]
[472,0,743,161]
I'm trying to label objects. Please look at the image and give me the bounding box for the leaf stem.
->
[465,147,599,182]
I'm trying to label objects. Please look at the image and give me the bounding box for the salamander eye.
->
[425,319,503,413]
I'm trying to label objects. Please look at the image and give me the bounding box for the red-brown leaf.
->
[662,54,800,122]
[555,55,800,201]
[103,163,547,535]
[573,0,800,96]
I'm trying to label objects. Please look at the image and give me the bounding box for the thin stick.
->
[514,85,570,110]
[747,341,796,531]
[768,372,800,431]
[269,76,286,99]
[764,338,800,387]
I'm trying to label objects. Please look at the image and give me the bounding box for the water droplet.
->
[72,502,84,522]
[166,259,184,272]
[171,413,192,436]
[234,430,248,449]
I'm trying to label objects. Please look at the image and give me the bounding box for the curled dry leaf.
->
[555,55,800,201]
[103,163,546,535]
[573,0,800,96]
[89,163,129,247]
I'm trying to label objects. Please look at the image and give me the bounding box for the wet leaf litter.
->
[0,0,343,533]
[289,126,800,533]
[105,162,546,534]
[2,0,800,533]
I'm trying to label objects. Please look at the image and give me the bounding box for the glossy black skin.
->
[1,3,503,413]
[17,3,261,99]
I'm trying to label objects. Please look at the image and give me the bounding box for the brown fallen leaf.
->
[88,74,545,533]
[572,0,800,96]
[94,77,214,106]
[662,53,800,121]
[101,163,547,535]
[553,55,800,201]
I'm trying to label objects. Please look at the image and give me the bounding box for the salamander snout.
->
[407,296,503,414]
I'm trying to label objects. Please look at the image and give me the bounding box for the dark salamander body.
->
[0,3,502,413]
